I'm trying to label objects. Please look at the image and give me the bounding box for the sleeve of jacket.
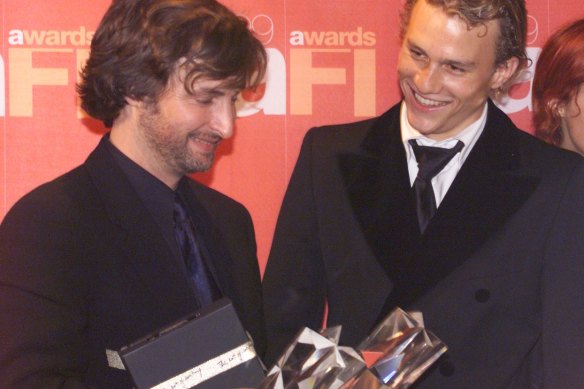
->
[0,186,96,389]
[541,160,584,387]
[262,128,327,367]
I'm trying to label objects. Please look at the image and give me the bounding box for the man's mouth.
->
[413,92,449,108]
[189,134,221,151]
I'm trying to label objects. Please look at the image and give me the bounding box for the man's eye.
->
[447,64,466,74]
[410,49,424,59]
[196,97,214,105]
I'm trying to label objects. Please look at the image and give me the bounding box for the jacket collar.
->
[83,136,199,310]
[340,100,539,312]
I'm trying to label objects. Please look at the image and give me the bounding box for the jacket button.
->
[475,288,490,303]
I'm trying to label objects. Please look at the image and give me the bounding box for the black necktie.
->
[173,194,221,308]
[409,140,464,233]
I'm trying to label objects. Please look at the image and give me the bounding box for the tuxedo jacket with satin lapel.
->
[0,137,265,388]
[263,100,584,387]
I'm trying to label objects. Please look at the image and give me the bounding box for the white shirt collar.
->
[400,101,488,163]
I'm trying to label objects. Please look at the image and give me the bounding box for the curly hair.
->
[532,18,584,146]
[78,0,267,128]
[400,0,528,93]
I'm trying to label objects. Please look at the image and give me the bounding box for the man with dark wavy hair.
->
[263,0,584,386]
[0,0,267,387]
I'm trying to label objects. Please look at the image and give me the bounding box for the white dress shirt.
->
[401,102,488,207]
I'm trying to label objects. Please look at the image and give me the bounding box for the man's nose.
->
[415,64,442,93]
[210,97,235,139]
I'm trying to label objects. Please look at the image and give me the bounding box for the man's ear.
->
[490,57,520,90]
[115,96,142,125]
[125,96,142,107]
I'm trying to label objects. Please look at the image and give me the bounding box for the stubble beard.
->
[138,103,214,177]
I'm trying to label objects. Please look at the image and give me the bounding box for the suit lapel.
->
[341,101,540,318]
[84,138,196,310]
[423,101,540,277]
[340,104,420,280]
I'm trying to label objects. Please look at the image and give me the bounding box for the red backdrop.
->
[1,0,583,273]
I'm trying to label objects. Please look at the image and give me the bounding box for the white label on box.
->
[151,341,257,389]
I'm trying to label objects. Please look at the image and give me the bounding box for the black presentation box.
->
[119,298,265,389]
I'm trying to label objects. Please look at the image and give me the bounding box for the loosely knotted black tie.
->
[409,140,464,233]
[173,194,221,308]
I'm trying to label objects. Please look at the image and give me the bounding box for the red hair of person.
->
[532,18,584,145]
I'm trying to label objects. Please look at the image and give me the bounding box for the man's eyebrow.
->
[406,39,475,69]
[195,87,227,96]
[443,58,476,69]
[406,40,424,53]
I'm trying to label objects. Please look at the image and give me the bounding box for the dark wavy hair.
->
[532,18,584,146]
[400,0,528,93]
[78,0,267,128]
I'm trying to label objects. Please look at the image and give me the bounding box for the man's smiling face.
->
[398,0,513,140]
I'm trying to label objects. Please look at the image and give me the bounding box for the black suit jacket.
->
[263,101,584,387]
[0,137,265,388]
